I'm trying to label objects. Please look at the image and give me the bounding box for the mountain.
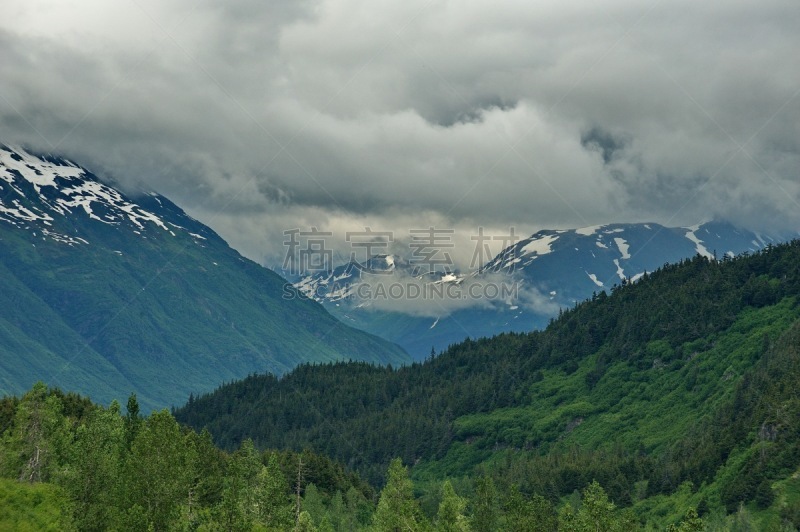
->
[0,145,409,410]
[292,221,792,358]
[176,241,800,527]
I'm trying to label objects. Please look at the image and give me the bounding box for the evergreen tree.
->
[258,452,294,529]
[503,484,555,532]
[217,439,261,531]
[346,485,373,529]
[303,483,328,527]
[434,480,470,531]
[665,508,704,532]
[327,490,346,532]
[296,510,318,532]
[373,458,426,531]
[123,393,141,451]
[471,475,498,532]
[558,481,637,532]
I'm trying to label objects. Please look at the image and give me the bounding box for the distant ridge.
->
[293,220,793,357]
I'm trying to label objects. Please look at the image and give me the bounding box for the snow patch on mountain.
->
[684,224,714,259]
[0,199,54,224]
[521,233,558,256]
[586,272,604,287]
[41,229,88,246]
[0,145,178,243]
[0,146,84,193]
[754,233,768,247]
[575,224,604,236]
[613,259,625,280]
[614,237,631,259]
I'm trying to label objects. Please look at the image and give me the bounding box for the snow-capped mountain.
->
[0,146,200,243]
[0,145,408,409]
[481,221,778,304]
[293,254,463,304]
[293,221,792,358]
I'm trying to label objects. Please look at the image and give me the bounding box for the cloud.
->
[1,0,798,270]
[345,272,497,319]
[335,270,558,319]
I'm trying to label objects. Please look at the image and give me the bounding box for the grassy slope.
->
[412,301,800,528]
[421,299,799,477]
[630,318,800,529]
[0,478,70,531]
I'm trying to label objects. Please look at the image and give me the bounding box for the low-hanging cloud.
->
[1,0,798,270]
[338,270,559,319]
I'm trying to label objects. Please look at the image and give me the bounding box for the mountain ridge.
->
[292,220,793,357]
[175,240,800,527]
[0,144,409,410]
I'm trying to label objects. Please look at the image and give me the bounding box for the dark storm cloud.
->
[581,127,628,164]
[1,0,798,267]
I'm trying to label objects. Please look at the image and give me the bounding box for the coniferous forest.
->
[2,241,800,530]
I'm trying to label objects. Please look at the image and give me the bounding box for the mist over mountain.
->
[291,221,793,357]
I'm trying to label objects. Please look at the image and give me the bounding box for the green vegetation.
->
[0,383,377,530]
[0,384,661,530]
[173,242,800,528]
[0,190,408,411]
[0,478,68,531]
[4,243,800,529]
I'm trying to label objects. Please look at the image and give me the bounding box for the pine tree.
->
[218,439,262,530]
[123,393,141,451]
[258,452,294,529]
[346,485,373,529]
[328,490,345,531]
[303,483,328,526]
[296,510,318,532]
[471,475,498,531]
[434,480,470,531]
[558,481,637,532]
[665,508,704,532]
[503,485,555,532]
[373,458,427,531]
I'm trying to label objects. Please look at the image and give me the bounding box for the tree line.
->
[0,383,709,530]
[1,382,716,530]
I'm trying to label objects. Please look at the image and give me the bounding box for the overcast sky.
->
[1,0,798,269]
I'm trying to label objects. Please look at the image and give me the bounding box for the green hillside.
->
[0,218,409,412]
[0,146,409,411]
[174,241,800,528]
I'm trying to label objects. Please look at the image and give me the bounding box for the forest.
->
[2,242,800,529]
[174,242,800,529]
[0,384,698,530]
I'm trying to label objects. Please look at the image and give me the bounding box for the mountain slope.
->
[0,145,408,410]
[293,222,790,358]
[175,240,800,508]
